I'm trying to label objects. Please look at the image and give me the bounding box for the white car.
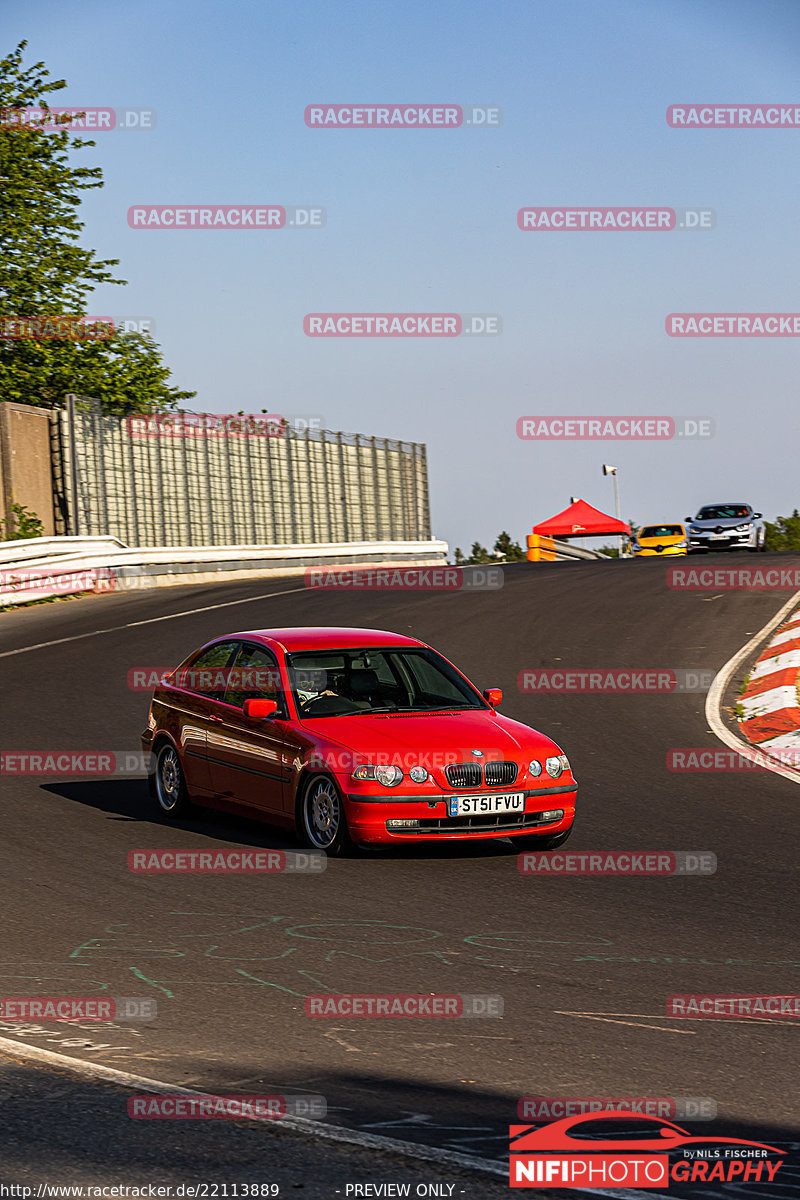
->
[685,503,766,552]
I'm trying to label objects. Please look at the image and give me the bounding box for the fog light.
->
[386,819,419,829]
[537,809,564,823]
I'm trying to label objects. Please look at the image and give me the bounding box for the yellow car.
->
[632,523,689,557]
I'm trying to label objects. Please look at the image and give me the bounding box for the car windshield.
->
[696,505,751,520]
[286,646,486,718]
[640,525,684,538]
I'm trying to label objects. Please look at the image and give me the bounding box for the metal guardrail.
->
[0,536,450,606]
[527,534,609,562]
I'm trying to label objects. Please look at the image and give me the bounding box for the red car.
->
[141,627,577,855]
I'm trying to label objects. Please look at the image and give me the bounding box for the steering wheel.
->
[300,694,363,717]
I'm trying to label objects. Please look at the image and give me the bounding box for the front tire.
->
[151,741,192,818]
[297,774,356,857]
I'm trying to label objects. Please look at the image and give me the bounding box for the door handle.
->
[208,713,224,723]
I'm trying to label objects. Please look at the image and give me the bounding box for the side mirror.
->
[685,516,693,522]
[754,512,762,519]
[243,698,278,719]
[483,688,502,707]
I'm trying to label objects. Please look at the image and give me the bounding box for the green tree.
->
[467,541,494,564]
[764,510,800,551]
[493,530,526,562]
[0,42,194,413]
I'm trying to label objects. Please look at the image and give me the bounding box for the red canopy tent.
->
[533,499,630,538]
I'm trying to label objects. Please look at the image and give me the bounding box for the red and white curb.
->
[738,607,800,762]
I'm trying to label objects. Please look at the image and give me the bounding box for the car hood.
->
[691,516,752,529]
[299,708,562,761]
[638,533,685,545]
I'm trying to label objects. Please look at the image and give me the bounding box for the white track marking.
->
[0,584,309,658]
[0,1035,669,1198]
[705,590,800,784]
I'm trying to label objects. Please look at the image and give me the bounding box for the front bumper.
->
[344,783,577,843]
[633,545,687,557]
[688,532,754,551]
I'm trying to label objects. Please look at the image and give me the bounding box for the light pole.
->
[602,464,624,556]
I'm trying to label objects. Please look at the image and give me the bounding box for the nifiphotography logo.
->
[508,1111,784,1188]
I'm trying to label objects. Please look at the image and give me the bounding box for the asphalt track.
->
[2,555,800,1197]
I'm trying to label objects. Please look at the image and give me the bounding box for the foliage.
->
[493,530,526,561]
[0,501,44,540]
[0,42,194,414]
[764,510,800,552]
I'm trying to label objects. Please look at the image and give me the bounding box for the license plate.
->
[709,532,729,539]
[448,792,525,817]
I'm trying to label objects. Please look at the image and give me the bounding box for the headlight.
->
[352,764,403,786]
[674,539,688,548]
[409,765,428,783]
[546,755,564,778]
[528,759,542,777]
[735,523,752,533]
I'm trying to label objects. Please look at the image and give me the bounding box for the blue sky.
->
[5,0,800,550]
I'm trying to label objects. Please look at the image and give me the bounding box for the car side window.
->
[179,641,239,700]
[225,644,285,714]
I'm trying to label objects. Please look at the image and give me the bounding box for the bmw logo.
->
[471,749,484,757]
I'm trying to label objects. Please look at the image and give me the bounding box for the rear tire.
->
[151,741,192,818]
[297,773,357,857]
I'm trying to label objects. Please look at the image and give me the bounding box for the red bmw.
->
[141,627,577,855]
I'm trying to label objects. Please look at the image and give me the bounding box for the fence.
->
[52,397,431,547]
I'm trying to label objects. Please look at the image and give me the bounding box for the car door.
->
[206,642,292,814]
[170,640,239,793]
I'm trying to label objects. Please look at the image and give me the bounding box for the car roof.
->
[697,501,752,507]
[221,627,426,652]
